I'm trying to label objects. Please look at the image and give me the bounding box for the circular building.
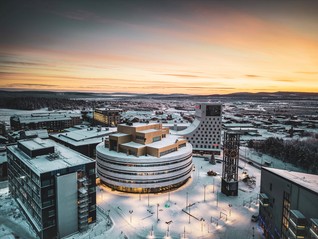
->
[96,123,193,193]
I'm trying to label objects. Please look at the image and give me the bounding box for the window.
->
[153,136,161,142]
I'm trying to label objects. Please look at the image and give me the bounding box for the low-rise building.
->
[7,138,96,239]
[10,112,82,131]
[50,126,116,158]
[93,108,122,127]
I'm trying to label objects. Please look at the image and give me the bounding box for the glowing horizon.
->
[1,0,318,95]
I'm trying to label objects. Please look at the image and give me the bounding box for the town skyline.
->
[1,0,318,95]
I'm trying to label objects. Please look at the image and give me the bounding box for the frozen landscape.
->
[0,155,264,239]
[79,156,263,239]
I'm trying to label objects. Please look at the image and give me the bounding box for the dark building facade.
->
[7,138,96,239]
[259,167,318,239]
[10,112,82,132]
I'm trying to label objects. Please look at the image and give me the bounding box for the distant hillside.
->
[0,90,317,110]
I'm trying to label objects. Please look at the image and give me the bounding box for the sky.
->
[0,0,318,95]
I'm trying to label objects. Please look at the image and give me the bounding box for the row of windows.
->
[97,153,192,168]
[97,160,192,177]
[98,167,192,185]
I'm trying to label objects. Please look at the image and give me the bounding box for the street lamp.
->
[129,210,133,223]
[203,184,207,202]
[157,203,160,222]
[186,192,188,209]
[228,204,232,217]
[165,220,173,237]
[200,218,205,232]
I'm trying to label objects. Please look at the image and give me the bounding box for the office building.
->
[7,138,96,239]
[174,102,222,155]
[96,122,193,193]
[93,108,122,127]
[259,167,318,239]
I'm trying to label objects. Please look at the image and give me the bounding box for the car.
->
[247,161,254,165]
[251,214,259,222]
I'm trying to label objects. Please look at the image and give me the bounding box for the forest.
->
[248,137,318,174]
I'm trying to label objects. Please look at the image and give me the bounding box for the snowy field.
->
[77,156,264,239]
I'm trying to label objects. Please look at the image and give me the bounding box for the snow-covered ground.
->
[0,187,37,239]
[0,157,264,239]
[91,157,263,239]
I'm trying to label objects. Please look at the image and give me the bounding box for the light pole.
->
[216,191,219,207]
[157,203,159,222]
[129,210,133,223]
[186,192,188,209]
[165,221,172,237]
[203,184,207,202]
[212,178,215,193]
[148,192,150,207]
[200,218,205,232]
[228,204,232,217]
[188,202,191,224]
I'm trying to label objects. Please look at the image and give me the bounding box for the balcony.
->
[259,193,269,207]
[288,210,307,239]
[310,218,318,239]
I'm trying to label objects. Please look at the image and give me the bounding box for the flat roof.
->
[50,127,116,146]
[137,129,159,134]
[111,133,129,137]
[0,151,6,164]
[263,167,318,194]
[19,139,52,151]
[8,139,94,175]
[121,141,145,149]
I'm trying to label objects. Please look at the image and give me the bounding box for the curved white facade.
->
[96,142,193,193]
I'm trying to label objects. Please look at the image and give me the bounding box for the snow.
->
[264,168,318,194]
[0,187,37,239]
[91,156,264,239]
[8,138,94,175]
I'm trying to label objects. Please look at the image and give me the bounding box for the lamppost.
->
[252,226,255,238]
[157,203,159,222]
[165,221,172,237]
[228,204,232,217]
[216,191,219,207]
[200,218,205,232]
[186,192,188,209]
[148,192,150,207]
[212,178,215,193]
[203,184,207,202]
[129,210,133,223]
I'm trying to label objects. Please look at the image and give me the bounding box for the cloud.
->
[245,74,260,78]
[161,73,202,78]
[295,71,318,75]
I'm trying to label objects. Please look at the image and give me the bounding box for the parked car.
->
[251,214,259,222]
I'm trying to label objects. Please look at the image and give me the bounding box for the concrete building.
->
[10,112,82,132]
[93,108,122,127]
[8,129,49,143]
[50,126,116,158]
[7,138,96,239]
[259,167,318,239]
[96,122,193,193]
[0,146,7,181]
[173,102,222,155]
[0,121,6,136]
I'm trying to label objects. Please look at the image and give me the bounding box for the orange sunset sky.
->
[0,0,318,95]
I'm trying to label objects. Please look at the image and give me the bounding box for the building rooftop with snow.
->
[50,126,117,158]
[7,138,96,239]
[96,122,193,193]
[259,167,318,239]
[10,112,82,131]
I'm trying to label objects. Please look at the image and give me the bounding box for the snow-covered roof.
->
[147,134,182,149]
[0,151,6,164]
[263,167,318,194]
[137,129,159,134]
[7,139,94,175]
[50,127,116,146]
[121,142,145,149]
[25,129,49,139]
[111,133,129,137]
